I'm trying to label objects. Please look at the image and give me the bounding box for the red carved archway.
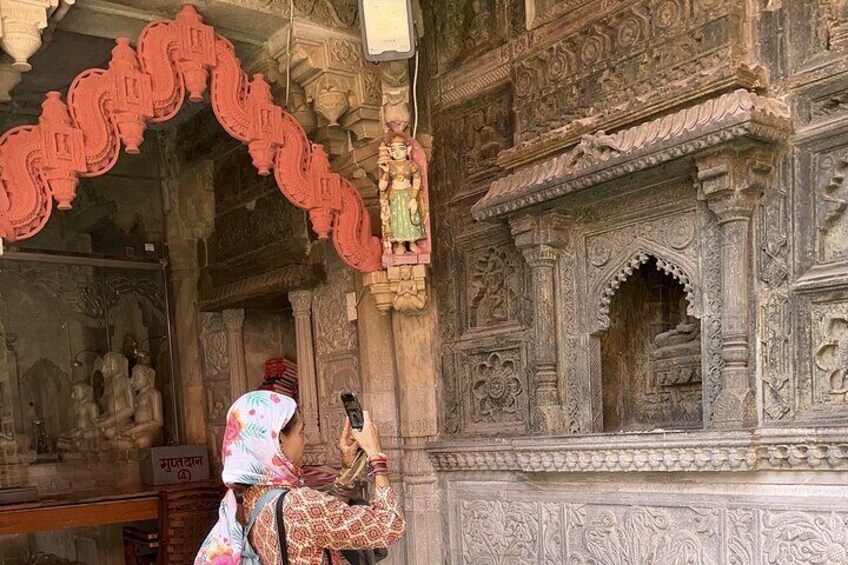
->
[0,5,382,272]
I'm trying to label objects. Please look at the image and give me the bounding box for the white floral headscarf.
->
[194,391,302,565]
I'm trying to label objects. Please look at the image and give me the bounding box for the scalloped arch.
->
[0,6,382,272]
[593,241,698,333]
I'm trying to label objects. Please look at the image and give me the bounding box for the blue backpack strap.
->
[246,488,288,534]
[242,488,288,563]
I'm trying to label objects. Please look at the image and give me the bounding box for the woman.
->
[195,390,405,564]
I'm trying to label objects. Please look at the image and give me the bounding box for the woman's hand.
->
[350,411,382,457]
[338,417,359,468]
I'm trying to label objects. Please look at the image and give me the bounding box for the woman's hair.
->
[281,408,300,435]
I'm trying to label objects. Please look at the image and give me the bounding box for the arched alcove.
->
[600,257,703,432]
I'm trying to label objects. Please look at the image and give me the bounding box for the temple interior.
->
[0,1,847,564]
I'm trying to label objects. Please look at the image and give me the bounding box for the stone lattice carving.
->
[0,6,382,272]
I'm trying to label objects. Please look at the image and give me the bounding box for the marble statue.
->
[96,352,135,444]
[120,362,164,449]
[57,382,100,452]
[378,133,426,255]
[653,315,702,359]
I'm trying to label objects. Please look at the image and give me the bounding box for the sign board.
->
[140,445,210,485]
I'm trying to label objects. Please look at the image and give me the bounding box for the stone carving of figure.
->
[97,352,135,444]
[119,363,164,449]
[378,134,426,256]
[653,315,701,359]
[57,383,100,452]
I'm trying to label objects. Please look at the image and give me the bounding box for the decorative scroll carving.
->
[0,5,381,272]
[763,511,848,565]
[474,90,791,222]
[459,499,540,563]
[428,428,848,473]
[761,294,792,421]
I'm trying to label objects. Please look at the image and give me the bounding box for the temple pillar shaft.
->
[223,309,247,401]
[697,148,775,429]
[289,289,324,461]
[392,303,442,565]
[510,213,568,433]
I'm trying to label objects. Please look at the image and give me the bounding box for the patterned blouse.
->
[243,484,405,565]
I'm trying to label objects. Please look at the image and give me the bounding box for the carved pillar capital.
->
[696,148,776,221]
[510,212,570,253]
[0,0,71,73]
[222,308,246,332]
[289,289,313,317]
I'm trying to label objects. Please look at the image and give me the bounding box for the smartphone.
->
[340,392,364,431]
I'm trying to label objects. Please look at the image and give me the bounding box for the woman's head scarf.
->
[194,390,302,565]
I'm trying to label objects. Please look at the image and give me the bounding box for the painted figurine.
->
[378,134,426,255]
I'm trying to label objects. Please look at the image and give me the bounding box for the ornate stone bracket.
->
[0,6,382,272]
[0,0,74,102]
[268,21,383,155]
[363,264,427,315]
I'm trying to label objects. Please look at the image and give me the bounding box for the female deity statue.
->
[378,134,428,258]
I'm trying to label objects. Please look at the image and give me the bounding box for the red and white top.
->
[244,484,405,565]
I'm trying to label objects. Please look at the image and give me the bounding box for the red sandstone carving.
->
[0,5,382,272]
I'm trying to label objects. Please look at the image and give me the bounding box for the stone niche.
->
[472,88,792,435]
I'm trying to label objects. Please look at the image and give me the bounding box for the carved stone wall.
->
[312,253,363,462]
[442,473,848,565]
[424,0,848,562]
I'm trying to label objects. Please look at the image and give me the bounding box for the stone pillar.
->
[355,274,406,565]
[392,303,442,565]
[697,148,775,429]
[510,213,568,433]
[223,309,248,401]
[160,132,215,446]
[289,289,324,462]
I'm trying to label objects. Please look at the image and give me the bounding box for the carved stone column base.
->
[710,387,756,430]
[363,265,428,314]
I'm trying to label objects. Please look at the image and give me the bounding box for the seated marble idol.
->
[57,382,100,452]
[97,351,135,446]
[121,362,164,449]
